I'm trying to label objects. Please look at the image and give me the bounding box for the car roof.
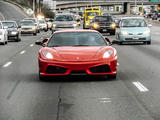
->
[54,29,99,34]
[1,21,16,23]
[20,20,34,22]
[121,17,144,20]
[55,13,74,16]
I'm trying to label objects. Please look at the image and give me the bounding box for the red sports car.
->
[38,30,118,80]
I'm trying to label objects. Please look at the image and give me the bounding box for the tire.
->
[39,72,45,81]
[107,74,117,79]
[83,23,85,29]
[146,41,151,45]
[110,30,115,35]
[33,32,37,36]
[5,41,8,44]
[119,41,123,45]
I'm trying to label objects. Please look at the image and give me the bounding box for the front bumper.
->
[118,34,151,42]
[39,58,117,76]
[21,30,35,34]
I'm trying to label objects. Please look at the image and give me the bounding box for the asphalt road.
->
[1,1,160,120]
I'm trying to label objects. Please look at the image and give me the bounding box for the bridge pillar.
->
[124,2,130,15]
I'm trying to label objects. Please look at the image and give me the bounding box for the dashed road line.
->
[20,50,26,54]
[133,81,149,92]
[3,61,12,68]
[30,44,34,47]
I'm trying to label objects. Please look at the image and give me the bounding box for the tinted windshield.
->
[95,16,112,22]
[48,32,106,47]
[121,19,147,27]
[55,15,75,21]
[2,22,17,28]
[20,21,34,26]
[39,20,45,24]
[87,12,99,16]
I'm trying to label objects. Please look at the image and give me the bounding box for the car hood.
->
[120,27,149,33]
[43,46,108,62]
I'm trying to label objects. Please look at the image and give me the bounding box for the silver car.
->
[52,13,77,33]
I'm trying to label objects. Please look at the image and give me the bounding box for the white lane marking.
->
[100,100,111,103]
[133,81,149,92]
[3,61,12,68]
[30,44,34,47]
[99,97,111,103]
[99,97,110,100]
[20,50,26,54]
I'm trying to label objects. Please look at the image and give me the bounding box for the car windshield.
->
[24,18,36,23]
[55,15,75,21]
[87,12,99,16]
[20,21,34,26]
[2,22,17,28]
[95,16,112,22]
[121,19,147,27]
[39,20,45,24]
[48,32,107,47]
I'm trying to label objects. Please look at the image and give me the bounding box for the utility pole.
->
[33,0,35,17]
[135,0,137,13]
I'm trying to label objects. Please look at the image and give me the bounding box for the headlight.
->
[110,23,116,29]
[103,50,113,58]
[121,31,128,35]
[86,22,89,26]
[42,51,54,59]
[53,24,56,28]
[143,29,150,35]
[32,26,36,30]
[11,31,18,35]
[73,23,77,27]
[93,23,99,29]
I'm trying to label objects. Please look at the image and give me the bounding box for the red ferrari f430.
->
[37,30,118,80]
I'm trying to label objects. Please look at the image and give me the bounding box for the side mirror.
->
[35,38,49,46]
[105,37,112,46]
[148,24,152,27]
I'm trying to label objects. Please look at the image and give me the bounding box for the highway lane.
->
[1,1,160,120]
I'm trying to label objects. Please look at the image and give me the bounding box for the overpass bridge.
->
[55,0,160,14]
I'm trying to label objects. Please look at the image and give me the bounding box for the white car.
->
[39,20,48,31]
[0,21,8,45]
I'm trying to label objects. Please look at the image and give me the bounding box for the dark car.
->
[90,15,116,35]
[2,21,21,42]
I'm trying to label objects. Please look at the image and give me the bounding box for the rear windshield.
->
[48,32,107,47]
[94,16,112,22]
[87,12,99,16]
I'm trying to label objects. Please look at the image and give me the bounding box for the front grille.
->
[89,65,111,73]
[22,28,32,30]
[70,71,87,75]
[46,66,67,74]
[125,38,146,40]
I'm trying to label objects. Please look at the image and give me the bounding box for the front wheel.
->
[107,74,117,79]
[33,32,37,36]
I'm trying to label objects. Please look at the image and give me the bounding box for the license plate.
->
[133,37,139,40]
[103,29,107,32]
